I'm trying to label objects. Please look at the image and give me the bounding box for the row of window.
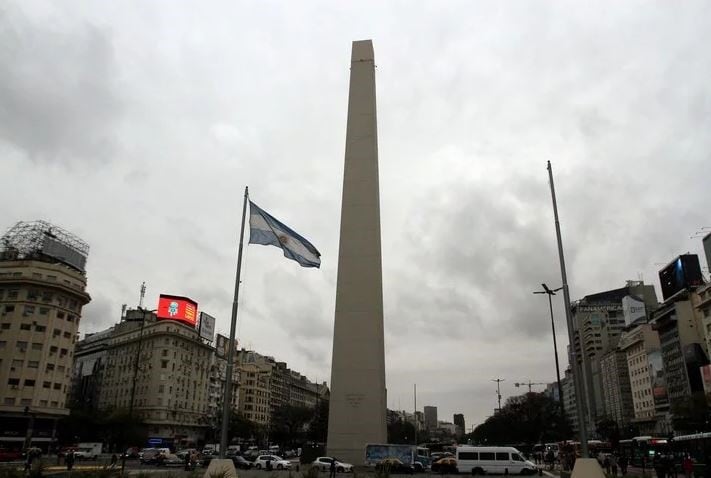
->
[2,397,64,408]
[1,322,75,338]
[2,304,77,322]
[7,378,64,390]
[458,452,522,461]
[0,287,82,310]
[7,359,68,373]
[0,341,70,356]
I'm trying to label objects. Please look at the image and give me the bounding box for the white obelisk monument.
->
[327,39,387,464]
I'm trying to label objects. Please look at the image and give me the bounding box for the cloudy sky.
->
[2,1,710,429]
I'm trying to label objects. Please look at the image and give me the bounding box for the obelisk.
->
[327,39,387,464]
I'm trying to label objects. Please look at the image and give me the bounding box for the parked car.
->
[376,458,414,475]
[254,455,292,470]
[156,453,184,467]
[431,457,458,474]
[140,448,170,464]
[0,449,23,462]
[312,457,354,473]
[231,455,253,470]
[73,449,99,460]
[124,447,140,459]
[176,449,198,460]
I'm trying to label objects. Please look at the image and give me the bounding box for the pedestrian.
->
[610,454,618,477]
[604,455,611,475]
[110,454,118,468]
[190,451,198,470]
[620,454,629,476]
[546,450,555,471]
[330,458,337,478]
[682,455,694,478]
[66,450,75,471]
[184,452,191,471]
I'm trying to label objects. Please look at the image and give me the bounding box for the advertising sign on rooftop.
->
[198,312,216,342]
[157,294,198,327]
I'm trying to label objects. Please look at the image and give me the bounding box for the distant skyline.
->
[1,1,710,429]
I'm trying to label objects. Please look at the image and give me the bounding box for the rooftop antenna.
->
[139,281,146,308]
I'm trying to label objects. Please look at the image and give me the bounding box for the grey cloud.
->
[0,5,121,164]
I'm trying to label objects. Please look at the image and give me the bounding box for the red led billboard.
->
[157,294,198,327]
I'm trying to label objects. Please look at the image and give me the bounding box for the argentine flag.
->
[248,201,321,268]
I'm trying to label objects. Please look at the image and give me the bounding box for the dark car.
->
[231,455,253,470]
[0,449,23,462]
[431,457,458,474]
[376,458,414,475]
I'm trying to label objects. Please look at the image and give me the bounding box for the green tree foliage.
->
[228,412,262,442]
[671,392,711,434]
[387,419,416,444]
[595,417,620,448]
[307,399,329,443]
[269,404,315,446]
[58,408,146,450]
[472,393,571,445]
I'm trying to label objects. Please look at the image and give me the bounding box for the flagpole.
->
[220,185,249,458]
[546,161,589,458]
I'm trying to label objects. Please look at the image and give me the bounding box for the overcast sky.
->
[2,1,710,430]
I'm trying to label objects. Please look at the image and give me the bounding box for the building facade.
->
[453,413,465,437]
[98,309,214,447]
[599,350,634,426]
[0,221,91,450]
[424,406,437,430]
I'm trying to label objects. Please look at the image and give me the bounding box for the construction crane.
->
[514,380,547,393]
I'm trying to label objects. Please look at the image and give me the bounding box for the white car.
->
[254,455,292,470]
[312,457,353,473]
[73,449,99,460]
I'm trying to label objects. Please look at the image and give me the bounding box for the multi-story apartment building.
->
[70,325,113,409]
[651,291,708,415]
[0,221,91,450]
[98,309,214,446]
[599,350,633,426]
[235,349,327,426]
[691,282,711,359]
[570,281,658,430]
[617,323,666,433]
[561,368,579,432]
[453,413,465,437]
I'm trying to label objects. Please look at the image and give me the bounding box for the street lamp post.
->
[533,283,565,416]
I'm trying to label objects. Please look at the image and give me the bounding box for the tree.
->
[308,399,329,443]
[595,417,620,448]
[270,404,313,446]
[388,419,416,444]
[472,392,571,445]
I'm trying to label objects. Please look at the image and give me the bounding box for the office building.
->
[0,220,91,450]
[453,413,465,437]
[599,349,633,426]
[571,281,658,429]
[98,308,214,447]
[70,326,113,409]
[424,405,438,430]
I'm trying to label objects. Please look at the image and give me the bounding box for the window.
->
[459,452,478,460]
[20,324,31,330]
[63,332,71,339]
[43,382,51,389]
[50,346,57,354]
[8,378,20,386]
[40,400,48,407]
[53,329,61,337]
[7,290,18,299]
[53,383,61,390]
[12,359,23,368]
[57,312,65,319]
[24,379,36,387]
[4,398,15,405]
[27,289,39,300]
[512,455,523,462]
[3,305,14,313]
[51,401,58,407]
[28,361,39,368]
[495,453,510,461]
[39,307,49,315]
[0,341,6,348]
[32,343,42,350]
[1,323,9,329]
[161,360,168,369]
[46,363,55,371]
[57,365,65,373]
[35,325,46,332]
[479,453,495,461]
[16,341,28,351]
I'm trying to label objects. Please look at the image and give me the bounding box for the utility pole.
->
[547,160,589,458]
[533,283,565,416]
[414,384,417,446]
[492,379,504,412]
[514,380,547,393]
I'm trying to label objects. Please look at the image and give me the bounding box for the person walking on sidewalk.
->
[682,455,694,478]
[619,454,629,476]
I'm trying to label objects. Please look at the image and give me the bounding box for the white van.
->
[456,446,537,475]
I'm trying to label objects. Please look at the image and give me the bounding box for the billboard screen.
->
[41,236,87,272]
[157,294,198,327]
[658,254,704,301]
[198,312,216,341]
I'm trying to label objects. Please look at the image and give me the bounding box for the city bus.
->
[670,432,710,472]
[618,436,668,467]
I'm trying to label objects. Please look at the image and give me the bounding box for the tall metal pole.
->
[547,292,565,416]
[413,384,417,446]
[492,379,504,412]
[547,161,589,458]
[220,186,249,458]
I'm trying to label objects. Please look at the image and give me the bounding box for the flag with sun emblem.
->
[248,200,321,268]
